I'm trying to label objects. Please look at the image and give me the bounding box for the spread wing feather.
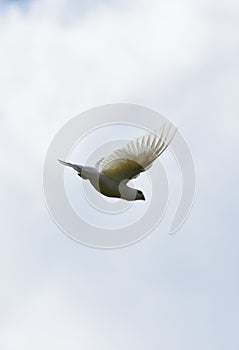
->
[97,123,177,182]
[95,157,105,170]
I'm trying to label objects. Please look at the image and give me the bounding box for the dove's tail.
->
[58,159,83,176]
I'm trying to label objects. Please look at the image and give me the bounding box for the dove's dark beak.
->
[136,191,145,201]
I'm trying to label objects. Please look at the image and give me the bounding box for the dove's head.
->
[136,190,145,201]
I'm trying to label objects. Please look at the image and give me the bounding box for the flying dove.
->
[58,123,177,201]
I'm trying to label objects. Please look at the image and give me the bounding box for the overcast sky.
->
[0,0,239,349]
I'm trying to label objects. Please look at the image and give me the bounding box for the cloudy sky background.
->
[0,0,239,349]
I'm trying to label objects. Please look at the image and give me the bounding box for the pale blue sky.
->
[0,0,238,349]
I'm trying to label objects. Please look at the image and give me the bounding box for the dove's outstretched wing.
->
[97,123,177,182]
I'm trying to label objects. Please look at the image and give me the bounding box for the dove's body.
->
[61,164,140,201]
[58,123,177,201]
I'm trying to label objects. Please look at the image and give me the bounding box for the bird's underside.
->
[58,123,177,201]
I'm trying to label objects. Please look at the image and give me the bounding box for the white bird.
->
[58,123,177,201]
